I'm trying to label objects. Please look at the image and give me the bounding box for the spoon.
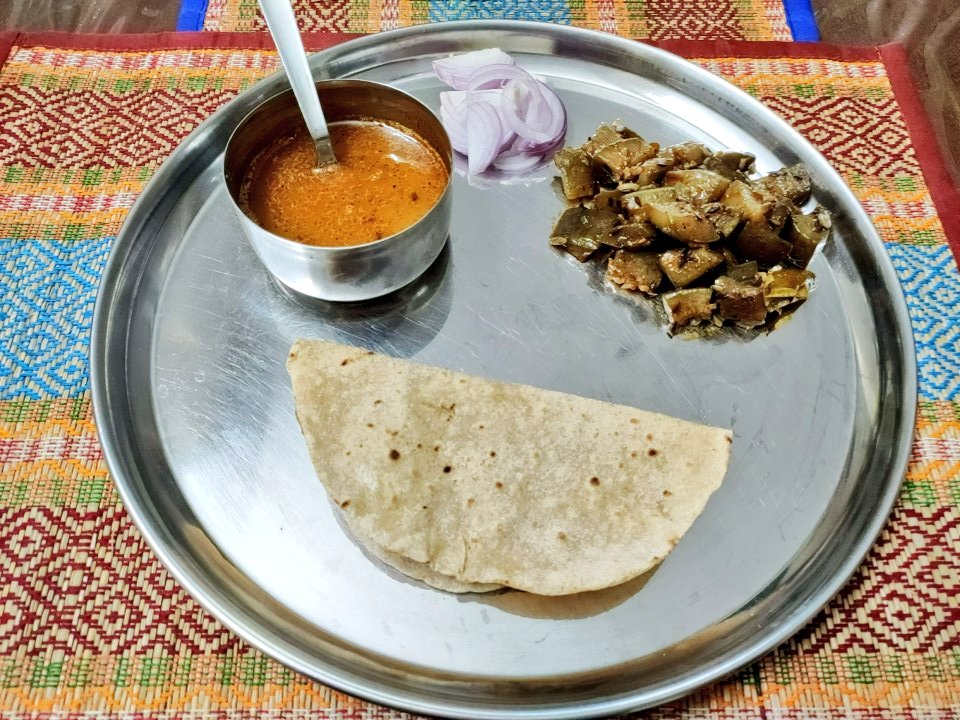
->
[259,0,337,169]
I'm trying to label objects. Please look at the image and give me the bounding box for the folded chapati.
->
[288,339,731,596]
[348,518,503,593]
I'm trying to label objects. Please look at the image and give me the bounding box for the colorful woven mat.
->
[192,0,820,40]
[1,28,959,718]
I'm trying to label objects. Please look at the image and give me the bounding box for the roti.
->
[345,513,503,593]
[288,339,732,596]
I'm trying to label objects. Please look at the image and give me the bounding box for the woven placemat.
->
[0,28,958,717]
[191,0,819,41]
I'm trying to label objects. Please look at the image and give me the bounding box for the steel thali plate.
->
[91,21,916,720]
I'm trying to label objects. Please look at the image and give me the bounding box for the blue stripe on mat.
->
[429,0,571,24]
[783,0,820,41]
[0,236,111,400]
[886,242,960,401]
[176,0,210,31]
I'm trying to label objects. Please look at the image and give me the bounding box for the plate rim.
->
[91,20,918,719]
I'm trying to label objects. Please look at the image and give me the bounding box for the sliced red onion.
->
[513,134,564,156]
[536,82,566,135]
[508,84,566,154]
[465,101,504,177]
[492,151,545,172]
[500,78,560,143]
[439,103,468,155]
[441,91,514,156]
[465,63,535,91]
[439,90,469,112]
[434,50,566,176]
[433,48,515,91]
[441,89,503,112]
[477,93,515,150]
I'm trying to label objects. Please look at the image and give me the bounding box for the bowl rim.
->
[222,77,453,255]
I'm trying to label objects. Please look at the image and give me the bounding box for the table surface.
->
[0,4,958,719]
[1,0,958,189]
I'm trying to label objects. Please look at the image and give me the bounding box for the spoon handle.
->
[259,0,337,166]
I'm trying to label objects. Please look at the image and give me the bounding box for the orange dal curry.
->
[241,120,447,247]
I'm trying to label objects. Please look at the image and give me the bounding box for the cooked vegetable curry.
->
[240,120,447,247]
[550,122,833,335]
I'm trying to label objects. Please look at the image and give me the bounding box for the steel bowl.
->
[223,79,453,302]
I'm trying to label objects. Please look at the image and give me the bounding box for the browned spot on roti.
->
[389,449,400,460]
[648,448,658,457]
[590,477,600,486]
